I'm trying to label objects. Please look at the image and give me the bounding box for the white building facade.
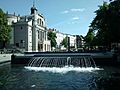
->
[7,5,51,52]
[49,29,77,51]
[67,34,77,50]
[55,30,66,50]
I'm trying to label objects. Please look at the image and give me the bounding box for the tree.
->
[47,31,57,48]
[84,29,95,46]
[90,2,109,45]
[89,1,120,48]
[0,8,11,48]
[61,37,68,48]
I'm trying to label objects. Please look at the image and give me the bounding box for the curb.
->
[0,60,11,64]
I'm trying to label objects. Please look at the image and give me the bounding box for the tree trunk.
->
[2,41,6,48]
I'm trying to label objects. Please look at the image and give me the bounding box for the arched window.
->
[37,19,39,24]
[40,19,41,26]
[42,21,43,26]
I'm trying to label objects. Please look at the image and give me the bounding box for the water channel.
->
[0,61,120,90]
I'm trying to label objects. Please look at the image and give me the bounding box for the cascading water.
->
[25,56,101,73]
[66,57,71,66]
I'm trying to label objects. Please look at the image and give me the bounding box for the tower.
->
[31,0,37,15]
[31,1,38,51]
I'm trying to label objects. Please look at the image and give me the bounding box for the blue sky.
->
[0,0,109,36]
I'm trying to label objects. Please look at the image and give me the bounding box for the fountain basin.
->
[11,52,116,66]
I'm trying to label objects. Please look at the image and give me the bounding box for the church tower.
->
[31,1,38,51]
[31,1,37,15]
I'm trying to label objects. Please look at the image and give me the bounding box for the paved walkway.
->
[0,54,12,63]
[0,53,24,64]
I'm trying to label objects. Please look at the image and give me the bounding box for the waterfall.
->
[67,57,71,66]
[28,56,96,68]
[25,55,102,74]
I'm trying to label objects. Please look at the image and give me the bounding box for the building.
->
[67,34,77,51]
[76,35,85,50]
[7,5,51,52]
[48,28,76,51]
[7,13,20,46]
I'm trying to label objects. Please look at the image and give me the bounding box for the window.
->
[16,43,19,47]
[20,40,23,43]
[42,21,43,26]
[40,19,41,25]
[12,20,14,24]
[37,19,39,24]
[21,26,23,30]
[38,31,40,39]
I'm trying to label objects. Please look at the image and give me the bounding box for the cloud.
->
[67,16,80,24]
[61,10,69,14]
[72,17,80,20]
[61,8,85,14]
[70,8,85,12]
[68,21,80,25]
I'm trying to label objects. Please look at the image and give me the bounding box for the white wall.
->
[7,15,20,45]
[56,32,66,47]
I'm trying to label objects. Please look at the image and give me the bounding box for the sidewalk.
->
[0,53,24,64]
[0,54,12,64]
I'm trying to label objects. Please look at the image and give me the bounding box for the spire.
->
[33,0,35,7]
[31,0,37,14]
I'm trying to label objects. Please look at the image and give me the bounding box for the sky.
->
[0,0,109,36]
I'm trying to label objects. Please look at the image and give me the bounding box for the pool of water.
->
[0,62,120,90]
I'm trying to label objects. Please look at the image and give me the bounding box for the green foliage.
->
[84,29,95,46]
[89,1,120,47]
[47,31,57,48]
[0,8,11,48]
[61,37,68,48]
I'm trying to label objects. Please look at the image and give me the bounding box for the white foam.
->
[25,66,103,74]
[31,85,36,88]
